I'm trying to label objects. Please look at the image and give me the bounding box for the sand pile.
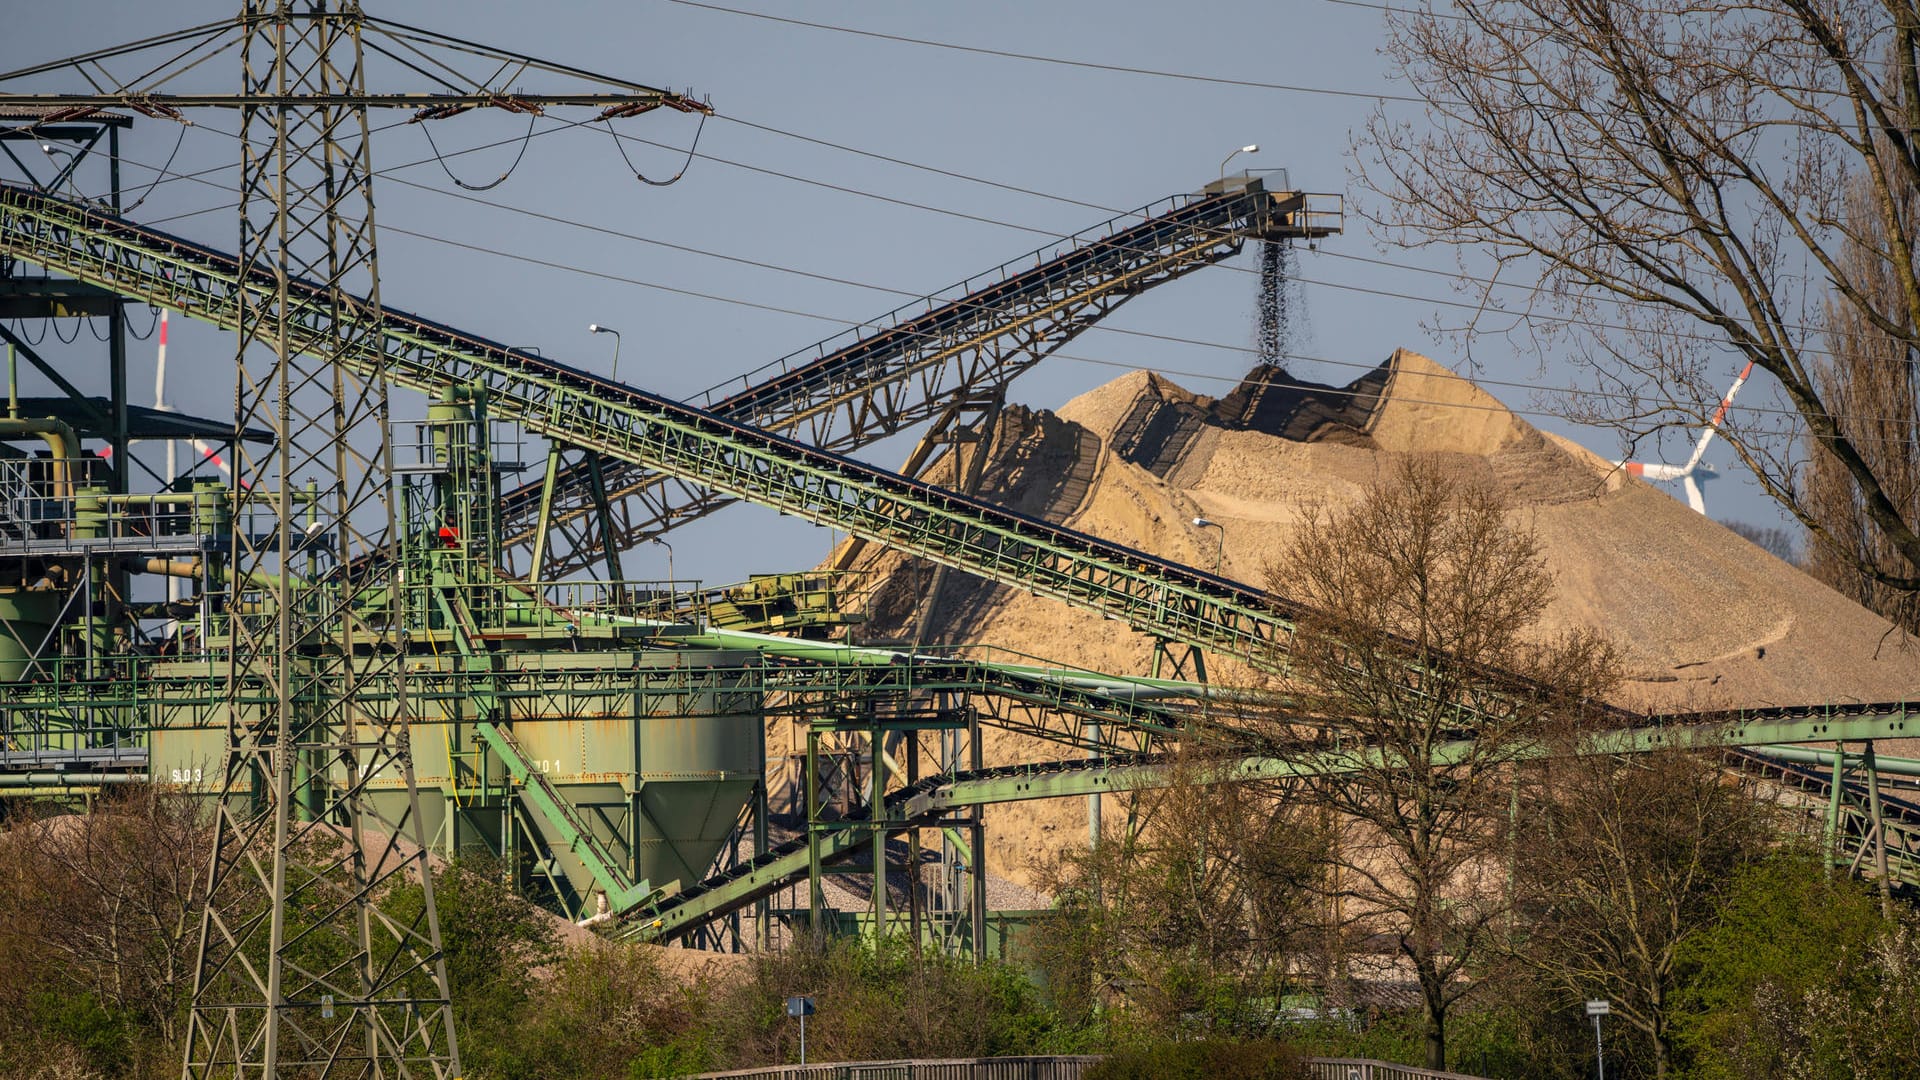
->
[831,349,1920,885]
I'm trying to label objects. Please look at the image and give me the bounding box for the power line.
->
[660,0,1426,104]
[72,130,1920,398]
[64,88,1895,367]
[36,137,1805,432]
[592,122,1898,358]
[374,212,1920,439]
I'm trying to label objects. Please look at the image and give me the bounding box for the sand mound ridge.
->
[832,348,1920,885]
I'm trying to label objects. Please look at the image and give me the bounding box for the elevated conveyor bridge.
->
[7,182,1918,940]
[0,181,1330,682]
[620,699,1920,942]
[499,178,1340,578]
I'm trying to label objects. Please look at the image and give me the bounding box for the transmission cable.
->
[606,111,706,186]
[372,219,1920,437]
[82,132,1920,379]
[660,0,1425,104]
[117,122,190,214]
[419,109,538,191]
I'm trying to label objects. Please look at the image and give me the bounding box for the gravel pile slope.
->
[832,348,1920,885]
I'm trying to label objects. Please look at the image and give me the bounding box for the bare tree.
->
[1720,519,1802,565]
[0,787,211,1074]
[1025,763,1328,1034]
[1267,457,1618,1071]
[1807,165,1920,633]
[1512,750,1776,1078]
[1359,0,1920,609]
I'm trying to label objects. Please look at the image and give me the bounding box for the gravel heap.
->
[833,348,1920,886]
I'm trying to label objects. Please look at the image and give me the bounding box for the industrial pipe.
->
[1747,744,1920,779]
[0,771,146,787]
[121,555,304,591]
[0,416,81,498]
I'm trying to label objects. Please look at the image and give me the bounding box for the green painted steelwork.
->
[617,704,1920,942]
[502,178,1342,579]
[474,719,663,911]
[0,182,1312,679]
[6,182,1918,949]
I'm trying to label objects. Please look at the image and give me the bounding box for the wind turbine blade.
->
[153,310,168,409]
[192,438,249,490]
[1683,475,1706,515]
[1683,360,1755,473]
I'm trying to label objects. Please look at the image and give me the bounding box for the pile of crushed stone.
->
[830,348,1920,886]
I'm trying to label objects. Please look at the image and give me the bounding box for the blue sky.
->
[0,1,1796,584]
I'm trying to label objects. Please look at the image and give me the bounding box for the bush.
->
[1085,1038,1310,1080]
[713,932,1078,1067]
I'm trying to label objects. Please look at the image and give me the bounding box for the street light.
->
[653,536,676,596]
[1219,143,1259,180]
[588,323,622,383]
[1192,516,1225,574]
[38,142,81,197]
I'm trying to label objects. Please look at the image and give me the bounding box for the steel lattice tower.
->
[180,5,456,1076]
[0,5,708,1074]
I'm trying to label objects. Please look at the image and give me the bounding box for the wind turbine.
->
[152,310,241,488]
[1617,360,1754,515]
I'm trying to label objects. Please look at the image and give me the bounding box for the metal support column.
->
[1826,750,1846,875]
[969,709,987,962]
[806,728,824,928]
[870,726,888,939]
[585,454,627,587]
[527,444,562,584]
[106,123,128,493]
[753,774,770,950]
[1865,740,1894,917]
[907,730,923,952]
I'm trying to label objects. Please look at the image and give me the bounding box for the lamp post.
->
[1219,143,1258,180]
[653,536,675,597]
[588,323,622,383]
[38,142,81,196]
[1192,516,1225,574]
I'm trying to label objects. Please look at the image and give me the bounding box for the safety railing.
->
[683,1054,1103,1079]
[1304,1059,1493,1080]
[685,188,1221,413]
[680,1056,1493,1080]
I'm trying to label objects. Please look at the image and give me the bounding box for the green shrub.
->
[27,990,134,1077]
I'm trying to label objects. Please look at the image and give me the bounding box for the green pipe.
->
[0,772,145,786]
[1750,744,1920,779]
[0,416,80,497]
[637,619,1227,699]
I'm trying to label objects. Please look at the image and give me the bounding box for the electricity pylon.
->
[0,6,707,1076]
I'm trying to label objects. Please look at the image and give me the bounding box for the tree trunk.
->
[1424,1002,1447,1072]
[1419,956,1448,1071]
